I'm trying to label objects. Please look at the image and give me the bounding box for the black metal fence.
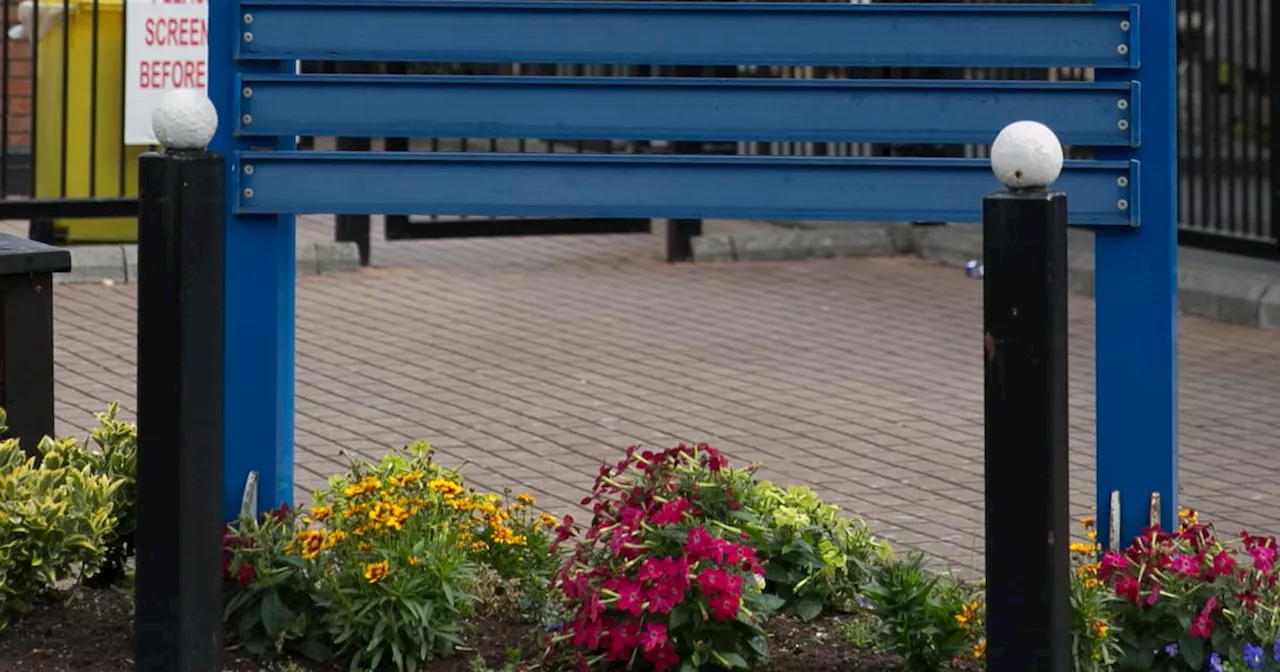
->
[1,0,1276,258]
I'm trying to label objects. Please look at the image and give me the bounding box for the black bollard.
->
[982,187,1071,672]
[0,235,70,458]
[134,145,226,672]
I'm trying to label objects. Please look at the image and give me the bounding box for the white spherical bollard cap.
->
[151,88,218,151]
[990,120,1064,190]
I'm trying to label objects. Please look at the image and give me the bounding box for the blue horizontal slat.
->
[239,75,1135,147]
[236,152,1137,227]
[238,1,1138,69]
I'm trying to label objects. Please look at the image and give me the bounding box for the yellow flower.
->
[1081,516,1095,530]
[343,475,382,498]
[492,525,527,546]
[516,493,536,506]
[359,541,373,552]
[973,640,986,660]
[429,479,464,497]
[447,496,474,512]
[538,513,559,529]
[363,560,391,584]
[322,530,347,550]
[408,555,421,566]
[309,506,333,522]
[1087,529,1098,541]
[1069,542,1095,555]
[1091,620,1108,638]
[401,470,425,486]
[292,529,326,559]
[470,540,490,552]
[1084,577,1101,589]
[955,602,981,626]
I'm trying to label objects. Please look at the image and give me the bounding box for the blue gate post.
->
[209,2,296,521]
[1095,0,1179,546]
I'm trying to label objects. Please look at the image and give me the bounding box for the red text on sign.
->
[143,17,207,47]
[139,60,207,89]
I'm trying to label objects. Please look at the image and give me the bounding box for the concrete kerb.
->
[55,241,361,285]
[692,222,1280,331]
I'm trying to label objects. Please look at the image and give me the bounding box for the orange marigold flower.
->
[293,530,325,559]
[309,506,333,522]
[515,493,536,506]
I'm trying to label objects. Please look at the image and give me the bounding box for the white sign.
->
[124,0,208,145]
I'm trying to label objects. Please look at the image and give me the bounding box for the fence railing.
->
[0,0,1276,258]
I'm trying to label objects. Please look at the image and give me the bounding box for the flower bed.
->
[0,405,1276,671]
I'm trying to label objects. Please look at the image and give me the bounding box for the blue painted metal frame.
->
[236,153,1137,227]
[1094,0,1179,543]
[238,0,1138,69]
[213,1,296,523]
[215,0,1178,548]
[238,75,1137,148]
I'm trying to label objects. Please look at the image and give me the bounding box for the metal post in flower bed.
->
[134,89,227,672]
[982,121,1072,672]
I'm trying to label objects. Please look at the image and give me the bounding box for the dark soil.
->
[0,587,950,671]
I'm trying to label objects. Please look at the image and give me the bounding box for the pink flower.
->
[1146,583,1161,605]
[640,622,668,653]
[1099,550,1128,581]
[708,593,741,621]
[619,506,644,529]
[1189,615,1214,639]
[1169,553,1198,577]
[637,558,664,583]
[1248,545,1276,573]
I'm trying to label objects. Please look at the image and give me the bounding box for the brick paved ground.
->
[45,216,1280,575]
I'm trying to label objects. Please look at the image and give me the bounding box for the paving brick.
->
[40,215,1280,576]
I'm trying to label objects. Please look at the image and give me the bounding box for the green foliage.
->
[36,402,138,586]
[0,410,123,629]
[860,552,974,672]
[740,480,892,619]
[223,505,332,662]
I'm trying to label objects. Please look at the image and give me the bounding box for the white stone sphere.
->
[151,88,218,150]
[990,121,1064,189]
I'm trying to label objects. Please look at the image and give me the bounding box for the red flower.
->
[700,444,727,472]
[1189,615,1213,639]
[555,515,576,542]
[582,593,605,621]
[613,578,645,616]
[685,526,715,558]
[640,622,668,653]
[1210,550,1236,578]
[644,642,680,672]
[646,583,683,614]
[1145,583,1161,605]
[572,615,604,649]
[638,557,664,583]
[236,562,256,587]
[649,498,689,527]
[708,593,741,620]
[1236,591,1261,612]
[619,506,644,529]
[1114,576,1140,604]
[605,621,640,661]
[696,568,731,595]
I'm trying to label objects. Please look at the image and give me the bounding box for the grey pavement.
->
[43,215,1280,576]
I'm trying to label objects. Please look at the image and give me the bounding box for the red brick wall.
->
[2,2,32,150]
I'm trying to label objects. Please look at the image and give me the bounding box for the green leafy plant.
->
[548,443,782,671]
[740,481,892,620]
[860,552,974,671]
[304,442,479,671]
[36,402,138,586]
[0,409,123,629]
[1068,515,1123,672]
[223,504,331,662]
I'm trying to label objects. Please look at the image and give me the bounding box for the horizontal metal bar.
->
[239,75,1135,147]
[0,198,138,220]
[238,1,1138,69]
[236,152,1137,227]
[385,217,652,240]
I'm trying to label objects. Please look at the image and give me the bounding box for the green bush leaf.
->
[259,590,290,638]
[795,596,823,622]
